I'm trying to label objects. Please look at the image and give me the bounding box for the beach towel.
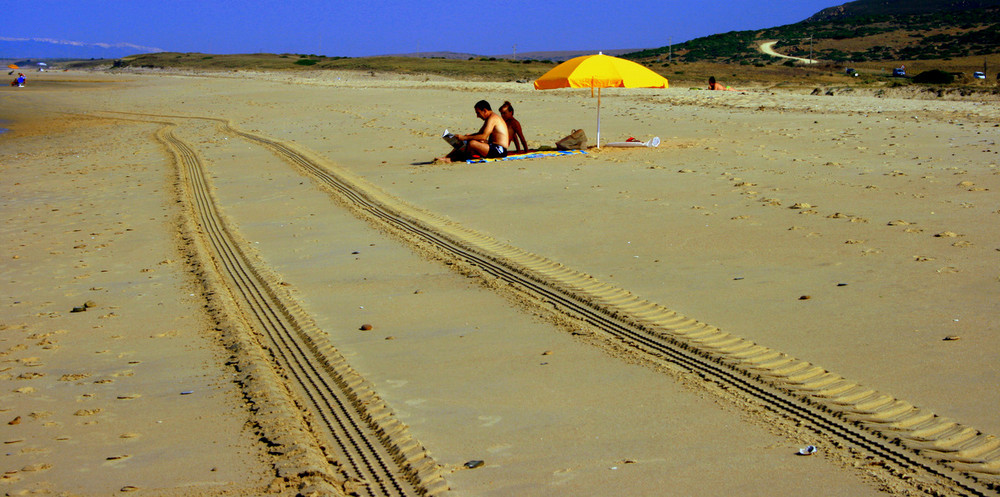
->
[466,149,587,164]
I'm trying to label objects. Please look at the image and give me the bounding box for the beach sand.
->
[1,70,997,496]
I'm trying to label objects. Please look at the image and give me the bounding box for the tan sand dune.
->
[1,69,997,496]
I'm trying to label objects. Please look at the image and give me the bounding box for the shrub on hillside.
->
[912,69,955,84]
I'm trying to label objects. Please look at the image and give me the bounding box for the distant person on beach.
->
[708,76,734,91]
[13,73,25,87]
[499,101,527,152]
[436,100,509,163]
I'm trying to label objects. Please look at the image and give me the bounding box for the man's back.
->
[484,112,509,149]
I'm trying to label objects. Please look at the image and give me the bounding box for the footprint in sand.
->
[552,468,577,485]
[59,373,91,382]
[478,415,501,427]
[6,343,29,354]
[21,463,52,472]
[20,357,43,367]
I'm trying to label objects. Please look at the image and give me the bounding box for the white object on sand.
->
[604,136,660,148]
[798,445,817,456]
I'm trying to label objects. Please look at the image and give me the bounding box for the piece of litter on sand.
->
[464,460,484,469]
[798,445,817,456]
[180,391,194,395]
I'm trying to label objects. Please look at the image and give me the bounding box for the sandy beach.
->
[2,69,998,496]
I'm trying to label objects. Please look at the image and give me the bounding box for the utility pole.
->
[668,37,672,64]
[809,35,813,63]
[512,44,516,61]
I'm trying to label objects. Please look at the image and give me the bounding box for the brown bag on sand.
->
[555,129,587,150]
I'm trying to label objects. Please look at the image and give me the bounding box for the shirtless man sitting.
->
[436,100,509,163]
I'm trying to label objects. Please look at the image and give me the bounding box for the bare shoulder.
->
[490,112,507,130]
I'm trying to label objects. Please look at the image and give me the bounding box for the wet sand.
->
[1,70,997,496]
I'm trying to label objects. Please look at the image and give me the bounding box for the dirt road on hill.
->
[759,41,819,64]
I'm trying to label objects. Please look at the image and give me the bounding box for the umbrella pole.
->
[596,87,601,149]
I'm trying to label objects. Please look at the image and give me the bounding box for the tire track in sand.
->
[155,123,447,497]
[127,112,997,496]
[215,119,998,497]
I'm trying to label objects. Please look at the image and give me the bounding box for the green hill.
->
[807,0,1000,21]
[628,0,1000,65]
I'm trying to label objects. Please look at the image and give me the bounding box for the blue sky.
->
[6,0,840,58]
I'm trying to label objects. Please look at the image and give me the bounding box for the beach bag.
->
[556,129,587,150]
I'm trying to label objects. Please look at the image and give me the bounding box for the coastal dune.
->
[1,70,997,496]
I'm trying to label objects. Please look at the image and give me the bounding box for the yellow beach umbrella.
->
[534,53,668,148]
[7,64,19,69]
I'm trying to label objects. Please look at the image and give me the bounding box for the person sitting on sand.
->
[499,101,527,152]
[436,100,509,163]
[708,76,734,91]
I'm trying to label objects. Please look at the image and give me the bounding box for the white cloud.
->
[0,36,163,52]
